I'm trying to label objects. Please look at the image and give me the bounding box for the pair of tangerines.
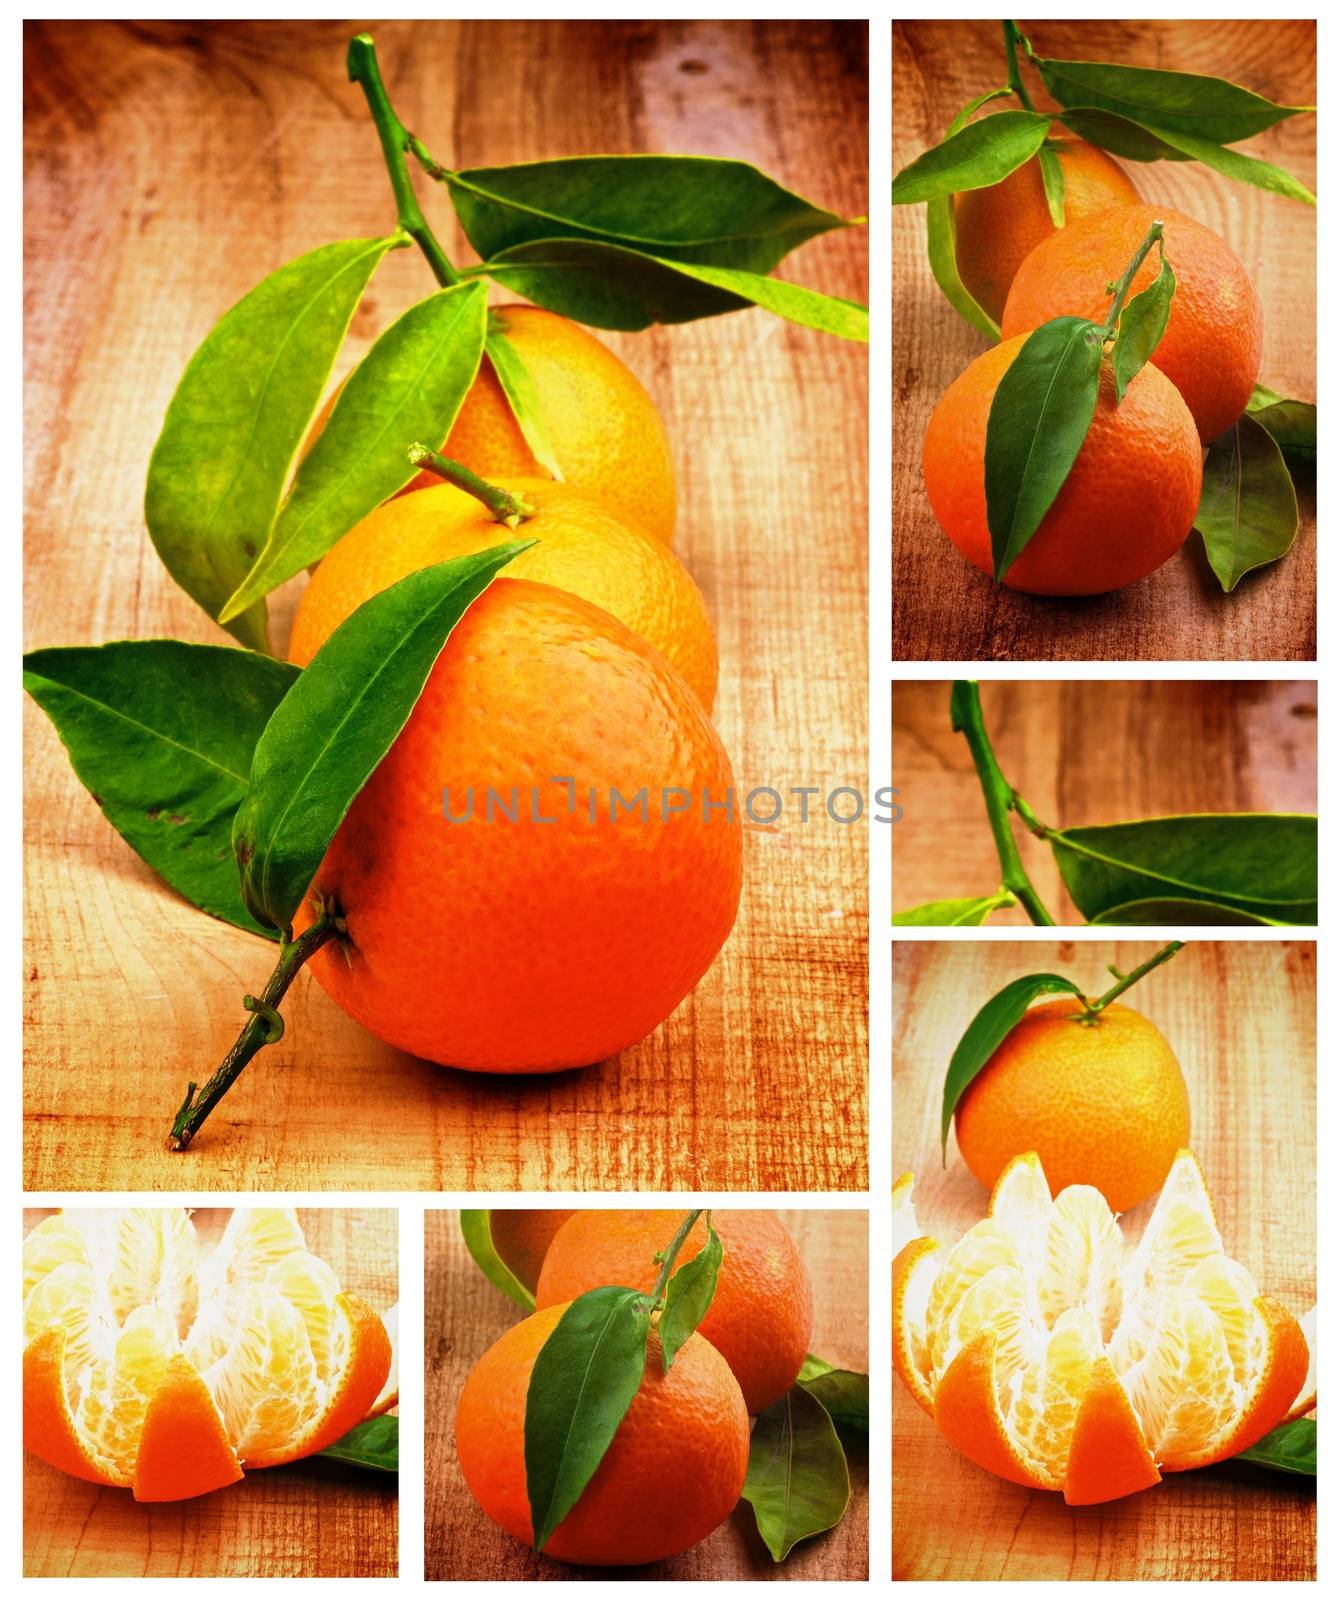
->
[922,136,1264,596]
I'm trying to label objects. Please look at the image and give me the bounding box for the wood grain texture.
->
[893,678,1317,923]
[892,19,1315,662]
[23,1207,398,1579]
[23,19,869,1193]
[892,939,1315,1580]
[426,1207,869,1579]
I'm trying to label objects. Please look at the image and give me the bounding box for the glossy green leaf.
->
[1196,412,1299,591]
[1035,56,1312,144]
[1088,898,1285,927]
[1037,141,1066,227]
[1051,814,1317,926]
[1057,107,1191,163]
[1112,254,1174,400]
[145,236,402,651]
[459,1211,535,1312]
[447,155,851,274]
[892,110,1052,204]
[24,641,298,938]
[233,543,530,932]
[659,1220,722,1371]
[799,1368,869,1444]
[484,321,561,479]
[893,890,1016,926]
[1247,384,1316,467]
[941,974,1086,1151]
[221,281,489,619]
[319,1414,398,1472]
[473,240,868,339]
[985,318,1104,581]
[923,90,1012,339]
[741,1384,850,1561]
[1234,1418,1316,1476]
[526,1288,651,1553]
[1134,124,1314,205]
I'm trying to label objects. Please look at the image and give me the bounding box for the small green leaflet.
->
[484,320,562,479]
[658,1219,722,1370]
[24,641,299,938]
[985,317,1104,581]
[234,543,531,933]
[892,110,1051,204]
[1111,254,1175,400]
[893,890,1016,926]
[1196,412,1299,592]
[941,974,1085,1153]
[459,1211,535,1312]
[525,1288,651,1553]
[1246,384,1316,466]
[319,1414,398,1472]
[1234,1418,1315,1477]
[145,235,402,651]
[798,1368,869,1443]
[741,1384,850,1562]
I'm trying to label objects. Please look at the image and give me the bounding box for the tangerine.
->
[1001,204,1263,442]
[536,1210,812,1413]
[455,1302,749,1565]
[922,333,1202,595]
[292,579,742,1073]
[954,132,1140,323]
[289,479,717,710]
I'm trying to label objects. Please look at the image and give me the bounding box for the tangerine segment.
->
[134,1355,244,1502]
[923,338,1202,597]
[1063,1356,1161,1506]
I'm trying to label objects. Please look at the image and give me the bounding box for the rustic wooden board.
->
[892,19,1316,662]
[426,1207,869,1579]
[892,940,1315,1580]
[23,1207,398,1579]
[23,19,869,1193]
[893,678,1318,923]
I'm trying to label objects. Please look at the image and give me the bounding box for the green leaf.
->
[459,1211,535,1312]
[1111,253,1175,400]
[741,1384,850,1562]
[319,1414,398,1472]
[1057,107,1191,163]
[145,236,402,651]
[233,543,530,932]
[473,239,868,340]
[1247,384,1316,467]
[797,1354,835,1381]
[941,973,1086,1152]
[1037,141,1066,227]
[1196,412,1299,591]
[447,155,851,274]
[1234,1418,1316,1476]
[1035,57,1312,144]
[484,320,561,479]
[659,1220,722,1371]
[893,890,1016,926]
[1132,124,1315,205]
[985,318,1105,580]
[922,89,1013,339]
[24,641,298,938]
[892,110,1052,205]
[1050,814,1317,926]
[798,1368,869,1445]
[220,281,489,619]
[526,1287,652,1553]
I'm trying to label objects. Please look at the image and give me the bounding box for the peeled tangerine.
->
[892,1152,1315,1505]
[23,1208,395,1501]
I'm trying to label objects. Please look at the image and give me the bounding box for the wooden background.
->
[23,1207,398,1579]
[893,679,1318,922]
[891,939,1315,1580]
[426,1207,869,1580]
[23,20,869,1193]
[892,19,1316,661]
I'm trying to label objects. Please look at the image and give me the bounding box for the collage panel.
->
[426,1206,869,1580]
[892,18,1315,662]
[22,1205,399,1579]
[893,678,1317,930]
[892,937,1316,1579]
[23,16,869,1197]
